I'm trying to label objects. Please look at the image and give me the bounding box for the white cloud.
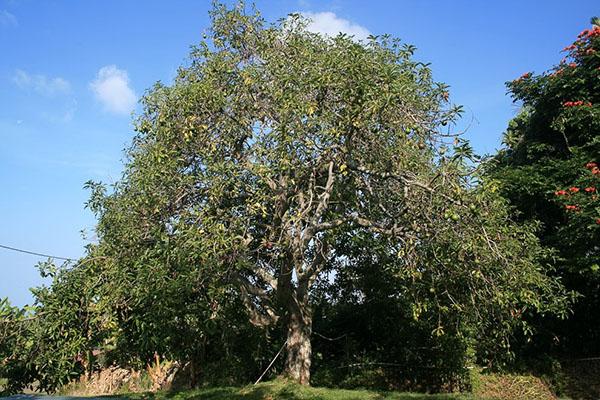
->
[90,65,136,115]
[13,69,71,96]
[0,10,17,28]
[300,11,370,41]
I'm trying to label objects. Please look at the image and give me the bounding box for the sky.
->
[0,0,598,307]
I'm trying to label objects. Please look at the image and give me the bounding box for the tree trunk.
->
[284,310,312,385]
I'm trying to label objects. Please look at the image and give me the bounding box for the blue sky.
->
[1,0,597,306]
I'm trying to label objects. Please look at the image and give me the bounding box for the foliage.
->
[80,187,266,380]
[1,2,573,393]
[0,297,33,395]
[309,187,570,390]
[552,161,600,232]
[489,19,600,356]
[0,260,106,394]
[1,253,265,393]
[94,1,566,385]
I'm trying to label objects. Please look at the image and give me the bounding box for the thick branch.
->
[236,273,279,327]
[254,260,278,290]
[354,166,463,207]
[349,213,409,236]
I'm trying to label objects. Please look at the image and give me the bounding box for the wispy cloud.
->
[300,11,370,41]
[41,99,78,123]
[90,65,136,115]
[0,10,17,28]
[53,151,121,182]
[13,69,71,96]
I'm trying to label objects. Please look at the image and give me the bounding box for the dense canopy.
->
[491,20,600,356]
[0,3,574,394]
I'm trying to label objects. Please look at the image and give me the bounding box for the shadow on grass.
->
[1,388,470,400]
[117,382,472,400]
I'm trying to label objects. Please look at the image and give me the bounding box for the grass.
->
[124,380,476,400]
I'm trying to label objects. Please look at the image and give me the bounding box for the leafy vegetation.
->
[2,3,592,398]
[489,18,600,360]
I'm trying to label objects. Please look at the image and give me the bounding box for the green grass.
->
[125,380,477,400]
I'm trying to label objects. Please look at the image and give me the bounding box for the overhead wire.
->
[0,243,74,262]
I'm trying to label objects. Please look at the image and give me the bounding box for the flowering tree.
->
[491,19,600,353]
[554,161,600,229]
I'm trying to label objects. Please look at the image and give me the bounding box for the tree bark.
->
[284,309,312,385]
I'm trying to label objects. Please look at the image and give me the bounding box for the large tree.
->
[74,3,569,385]
[490,19,600,355]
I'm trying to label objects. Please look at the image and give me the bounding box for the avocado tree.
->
[76,3,570,385]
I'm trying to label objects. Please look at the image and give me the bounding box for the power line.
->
[0,243,74,262]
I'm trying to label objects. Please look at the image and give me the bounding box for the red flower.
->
[577,27,600,39]
[578,29,590,38]
[597,218,600,225]
[515,72,532,82]
[564,101,590,107]
[555,190,568,196]
[585,187,597,193]
[584,27,600,38]
[565,205,579,211]
[592,167,600,175]
[569,62,577,68]
[586,162,598,169]
[569,187,580,193]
